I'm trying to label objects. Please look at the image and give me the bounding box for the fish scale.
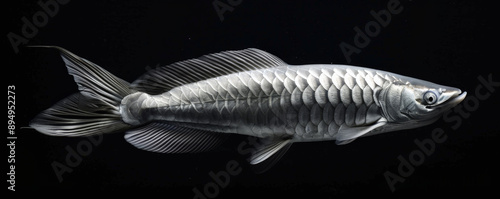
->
[143,65,386,141]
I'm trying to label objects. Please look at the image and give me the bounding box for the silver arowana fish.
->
[30,46,466,171]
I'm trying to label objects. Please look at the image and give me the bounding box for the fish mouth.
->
[426,90,467,110]
[446,91,467,105]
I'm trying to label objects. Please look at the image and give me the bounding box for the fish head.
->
[381,77,466,127]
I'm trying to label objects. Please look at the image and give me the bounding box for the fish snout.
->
[427,88,466,110]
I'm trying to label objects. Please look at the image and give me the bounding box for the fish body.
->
[123,65,400,141]
[30,47,466,170]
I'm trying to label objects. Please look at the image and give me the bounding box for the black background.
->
[5,0,499,197]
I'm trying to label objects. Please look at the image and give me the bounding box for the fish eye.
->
[423,91,438,105]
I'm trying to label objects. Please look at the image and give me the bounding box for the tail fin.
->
[30,46,133,136]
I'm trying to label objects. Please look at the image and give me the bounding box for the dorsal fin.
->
[131,48,287,95]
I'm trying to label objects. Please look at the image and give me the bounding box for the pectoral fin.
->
[335,118,387,145]
[249,137,293,173]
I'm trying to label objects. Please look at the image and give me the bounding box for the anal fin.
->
[124,123,227,153]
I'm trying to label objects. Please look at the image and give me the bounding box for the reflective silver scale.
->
[136,65,398,142]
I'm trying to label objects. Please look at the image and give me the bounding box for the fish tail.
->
[29,46,133,136]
